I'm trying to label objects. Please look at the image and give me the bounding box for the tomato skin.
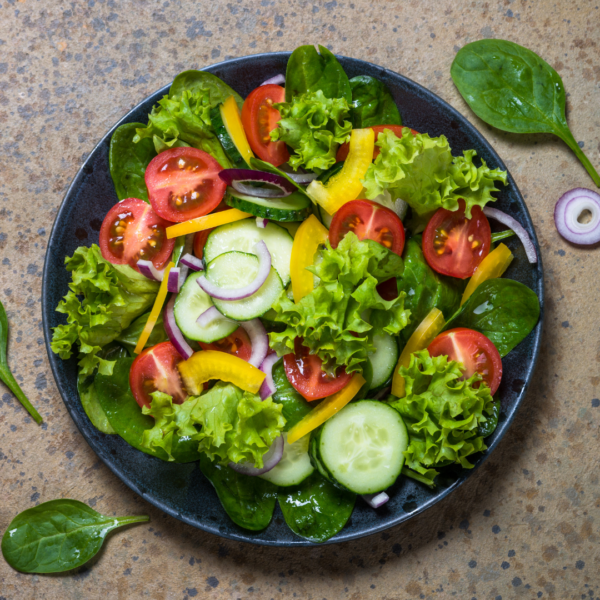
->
[199,327,252,362]
[377,277,398,301]
[145,147,226,223]
[99,197,175,270]
[427,327,502,395]
[329,199,405,256]
[422,199,491,279]
[336,125,418,162]
[129,341,188,409]
[242,84,289,167]
[283,339,352,401]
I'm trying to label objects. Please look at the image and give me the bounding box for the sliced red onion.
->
[219,169,295,198]
[197,241,271,301]
[196,306,235,328]
[258,353,279,400]
[228,435,284,476]
[239,319,268,368]
[167,265,188,293]
[163,295,193,360]
[554,187,600,246]
[256,217,268,228]
[286,171,318,184]
[260,74,285,86]
[180,253,203,272]
[483,207,537,264]
[362,491,390,509]
[137,260,164,281]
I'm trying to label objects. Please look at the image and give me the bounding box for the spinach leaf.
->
[451,40,600,187]
[272,359,312,430]
[397,237,463,344]
[116,311,167,351]
[1,499,148,574]
[95,358,201,463]
[0,300,42,424]
[109,123,156,202]
[278,472,355,543]
[169,70,243,109]
[199,454,277,531]
[349,75,402,128]
[285,45,351,103]
[444,278,540,357]
[477,398,500,437]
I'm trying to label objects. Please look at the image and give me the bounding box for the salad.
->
[51,45,541,543]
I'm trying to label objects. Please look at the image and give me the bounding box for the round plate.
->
[42,52,544,546]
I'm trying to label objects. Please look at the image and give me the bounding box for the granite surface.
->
[1,0,599,598]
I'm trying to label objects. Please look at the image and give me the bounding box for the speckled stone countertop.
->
[1,0,599,598]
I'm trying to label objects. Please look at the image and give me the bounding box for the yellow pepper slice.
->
[177,350,265,396]
[391,308,445,398]
[221,95,254,166]
[461,243,513,306]
[290,214,329,303]
[306,128,375,215]
[287,373,366,444]
[134,262,174,354]
[166,209,251,239]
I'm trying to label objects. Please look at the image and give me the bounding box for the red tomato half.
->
[129,341,188,409]
[422,199,491,279]
[199,327,252,362]
[99,197,175,270]
[329,199,405,256]
[428,327,502,395]
[241,84,289,167]
[336,125,418,162]
[145,147,226,223]
[283,338,352,401]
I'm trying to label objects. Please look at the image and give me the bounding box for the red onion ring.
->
[260,74,285,86]
[197,241,272,301]
[286,171,318,184]
[163,295,194,360]
[167,265,188,293]
[180,253,203,272]
[228,435,284,476]
[240,319,268,368]
[258,353,279,400]
[219,168,296,197]
[362,491,390,509]
[196,306,235,328]
[554,187,600,246]
[136,260,165,281]
[483,207,537,264]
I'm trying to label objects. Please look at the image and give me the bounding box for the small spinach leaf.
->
[169,70,243,108]
[278,472,355,543]
[349,75,402,128]
[444,278,540,357]
[451,39,599,187]
[199,454,277,531]
[116,311,167,351]
[477,398,501,437]
[272,359,312,430]
[109,122,156,202]
[1,499,148,574]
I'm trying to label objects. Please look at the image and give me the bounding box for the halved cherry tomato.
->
[193,202,228,259]
[241,84,289,167]
[329,199,405,255]
[99,197,175,270]
[129,341,188,409]
[145,147,226,223]
[428,327,502,395]
[199,327,252,362]
[377,277,398,301]
[422,199,491,279]
[283,338,352,401]
[336,125,418,162]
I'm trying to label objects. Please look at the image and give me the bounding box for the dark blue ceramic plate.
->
[42,52,544,546]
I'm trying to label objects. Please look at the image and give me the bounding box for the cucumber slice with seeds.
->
[368,332,399,391]
[259,433,315,487]
[225,188,312,222]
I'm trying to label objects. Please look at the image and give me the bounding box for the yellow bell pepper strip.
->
[391,308,445,398]
[287,373,366,444]
[306,128,375,215]
[177,350,265,396]
[461,243,513,306]
[134,262,174,354]
[290,214,329,302]
[221,95,255,166]
[166,209,251,239]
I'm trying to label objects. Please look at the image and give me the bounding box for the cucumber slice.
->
[279,221,301,238]
[368,333,399,391]
[206,251,284,320]
[225,188,312,222]
[310,400,408,494]
[204,219,294,286]
[259,433,315,487]
[318,204,333,228]
[210,103,248,168]
[174,272,237,342]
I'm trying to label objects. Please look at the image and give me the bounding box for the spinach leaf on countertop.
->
[349,75,402,129]
[271,358,312,431]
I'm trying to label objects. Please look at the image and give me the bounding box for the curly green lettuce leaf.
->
[271,90,352,172]
[269,233,410,375]
[50,245,159,376]
[362,128,507,218]
[388,350,497,484]
[141,383,285,466]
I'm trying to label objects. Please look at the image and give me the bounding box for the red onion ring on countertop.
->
[553,188,600,246]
